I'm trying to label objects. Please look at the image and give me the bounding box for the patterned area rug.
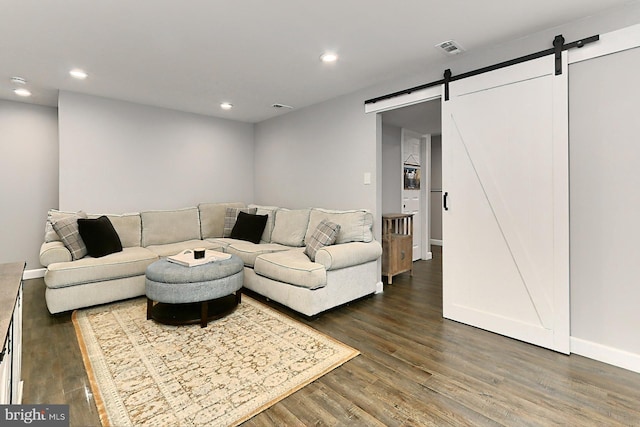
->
[73,296,359,426]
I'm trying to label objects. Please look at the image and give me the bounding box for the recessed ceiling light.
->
[14,88,31,97]
[220,102,233,110]
[320,52,338,63]
[10,76,27,85]
[69,69,88,79]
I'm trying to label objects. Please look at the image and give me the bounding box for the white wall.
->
[58,91,255,213]
[569,46,640,359]
[381,123,401,215]
[0,100,58,268]
[254,92,377,213]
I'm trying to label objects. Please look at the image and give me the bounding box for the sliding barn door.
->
[442,54,570,353]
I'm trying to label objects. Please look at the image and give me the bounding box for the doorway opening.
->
[380,98,442,263]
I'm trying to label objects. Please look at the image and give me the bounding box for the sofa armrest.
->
[40,241,72,267]
[315,240,382,271]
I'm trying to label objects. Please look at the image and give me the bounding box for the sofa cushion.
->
[78,216,123,258]
[105,213,141,248]
[230,211,268,244]
[254,248,326,289]
[270,208,311,247]
[199,202,246,239]
[141,207,201,247]
[223,207,257,237]
[224,240,290,267]
[248,204,279,243]
[304,220,340,262]
[52,215,88,260]
[44,247,159,289]
[88,212,141,248]
[304,208,374,244]
[86,212,141,248]
[145,239,222,258]
[205,237,235,251]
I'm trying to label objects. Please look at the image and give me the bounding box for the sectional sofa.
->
[39,202,382,317]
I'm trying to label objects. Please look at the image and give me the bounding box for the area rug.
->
[73,296,359,426]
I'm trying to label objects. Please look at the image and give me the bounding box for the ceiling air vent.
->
[10,76,27,85]
[435,40,465,55]
[272,103,293,109]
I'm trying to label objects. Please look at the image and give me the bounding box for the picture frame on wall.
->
[404,165,420,190]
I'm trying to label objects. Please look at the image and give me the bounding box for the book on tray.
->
[167,249,231,267]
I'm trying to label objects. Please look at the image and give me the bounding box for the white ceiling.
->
[0,0,635,123]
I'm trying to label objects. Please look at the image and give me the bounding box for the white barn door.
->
[442,54,570,353]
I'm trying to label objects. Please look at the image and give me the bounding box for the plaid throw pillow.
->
[223,207,257,237]
[45,210,87,242]
[51,215,88,260]
[304,220,341,261]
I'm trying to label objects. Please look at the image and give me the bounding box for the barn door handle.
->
[443,192,449,211]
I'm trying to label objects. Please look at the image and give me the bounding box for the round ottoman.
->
[145,255,244,327]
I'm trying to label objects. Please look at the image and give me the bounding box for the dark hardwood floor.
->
[23,247,640,426]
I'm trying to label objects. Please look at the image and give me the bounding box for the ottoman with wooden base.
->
[145,254,244,327]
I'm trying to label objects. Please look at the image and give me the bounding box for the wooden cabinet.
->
[381,214,414,284]
[0,262,24,404]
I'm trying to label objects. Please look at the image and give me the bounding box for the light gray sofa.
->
[39,203,382,317]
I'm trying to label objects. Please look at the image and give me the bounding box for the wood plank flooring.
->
[22,247,640,426]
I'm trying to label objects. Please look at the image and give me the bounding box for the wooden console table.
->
[381,214,413,284]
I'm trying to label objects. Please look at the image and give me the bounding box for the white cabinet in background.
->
[0,262,25,404]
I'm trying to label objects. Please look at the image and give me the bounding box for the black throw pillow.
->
[77,216,123,257]
[230,211,268,244]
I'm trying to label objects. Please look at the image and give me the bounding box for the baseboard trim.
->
[430,239,443,246]
[571,336,640,374]
[375,281,384,294]
[23,268,46,280]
